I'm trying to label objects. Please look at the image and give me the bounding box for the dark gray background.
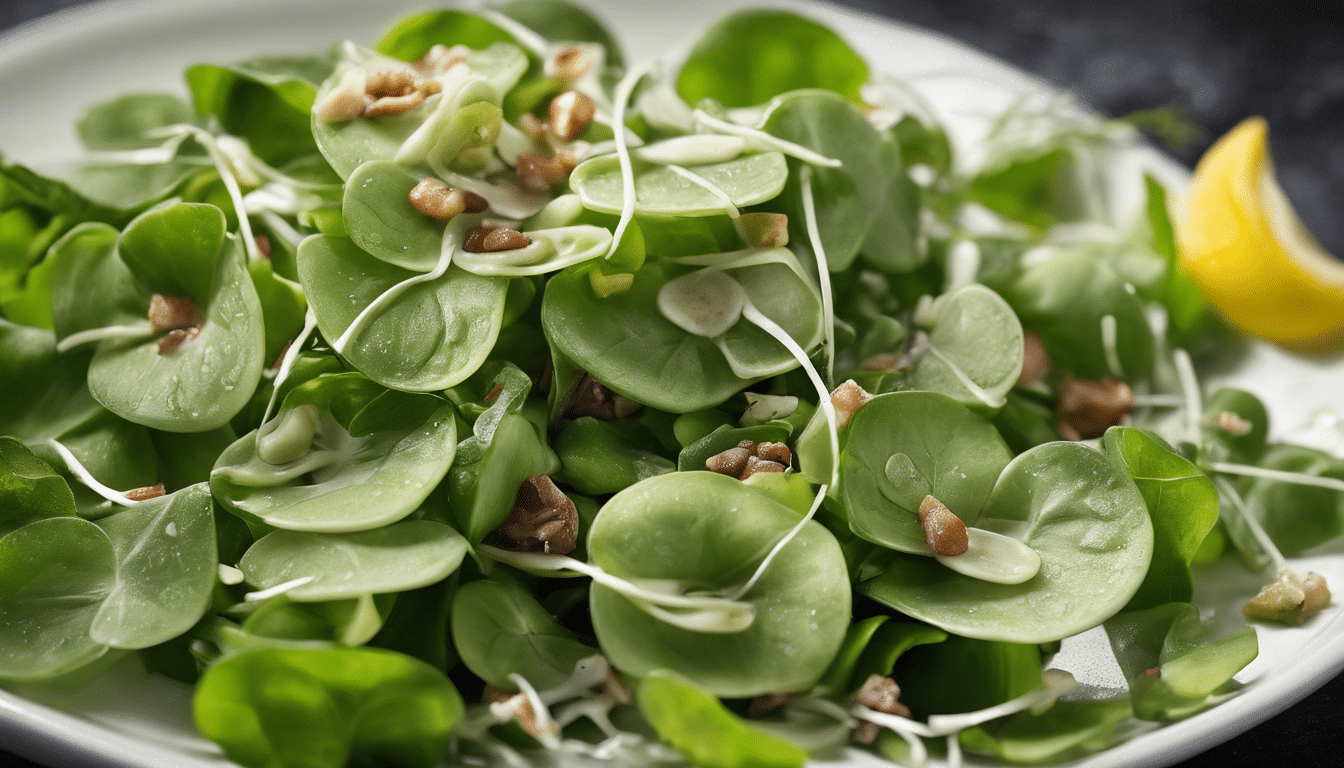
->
[1,1,1341,767]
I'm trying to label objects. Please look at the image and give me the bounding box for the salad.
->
[1,2,1340,767]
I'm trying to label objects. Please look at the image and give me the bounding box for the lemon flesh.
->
[1178,116,1344,350]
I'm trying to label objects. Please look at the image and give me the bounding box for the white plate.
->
[1,1,1341,767]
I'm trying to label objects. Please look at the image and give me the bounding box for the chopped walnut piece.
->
[733,212,790,249]
[756,442,792,466]
[1018,329,1052,386]
[548,91,596,141]
[412,43,470,76]
[254,233,272,259]
[497,476,578,555]
[519,112,547,140]
[493,690,551,739]
[738,440,758,452]
[563,374,642,421]
[516,151,570,192]
[853,721,882,745]
[481,683,512,704]
[860,352,903,372]
[1143,667,1161,679]
[124,483,166,502]
[706,447,752,478]
[599,667,632,704]
[483,382,505,404]
[1055,375,1135,441]
[408,178,489,220]
[363,68,443,117]
[856,674,912,718]
[1206,411,1254,436]
[741,455,785,479]
[919,495,968,557]
[1244,569,1331,625]
[315,68,369,123]
[157,327,200,355]
[544,45,595,80]
[464,226,533,253]
[831,379,873,430]
[747,692,794,718]
[148,294,202,332]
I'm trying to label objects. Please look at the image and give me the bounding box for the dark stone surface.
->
[1,1,1341,767]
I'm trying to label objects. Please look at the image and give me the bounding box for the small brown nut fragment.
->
[860,353,903,372]
[464,226,533,253]
[563,374,638,421]
[919,495,968,557]
[548,91,596,142]
[497,476,578,555]
[124,483,166,502]
[1207,411,1254,436]
[738,440,759,453]
[1143,667,1161,679]
[157,327,200,355]
[254,233,272,259]
[413,43,470,76]
[831,379,873,430]
[756,442,792,466]
[518,112,547,140]
[740,455,786,480]
[599,667,632,704]
[481,683,512,704]
[495,691,548,739]
[363,68,442,117]
[747,692,794,718]
[408,178,489,221]
[1055,375,1135,441]
[515,151,569,192]
[856,674,911,718]
[545,44,594,80]
[1017,329,1052,386]
[707,447,752,478]
[733,212,789,249]
[1244,569,1331,625]
[853,721,882,745]
[483,382,505,404]
[148,294,202,332]
[611,394,642,419]
[314,68,369,123]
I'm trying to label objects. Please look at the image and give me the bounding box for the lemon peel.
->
[1178,116,1344,351]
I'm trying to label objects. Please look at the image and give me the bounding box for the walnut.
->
[408,178,489,221]
[544,45,595,80]
[484,382,505,404]
[481,683,512,704]
[548,91,596,142]
[314,68,369,123]
[124,483,166,502]
[412,43,470,77]
[1017,329,1052,386]
[497,476,578,555]
[919,495,968,556]
[747,692,794,718]
[518,113,547,140]
[148,294,202,332]
[706,441,790,480]
[1244,569,1331,625]
[157,327,200,355]
[1206,411,1254,437]
[1055,375,1135,441]
[254,233,272,259]
[564,374,642,421]
[1143,667,1161,679]
[516,151,570,192]
[464,226,533,253]
[853,674,912,743]
[363,68,443,117]
[733,212,789,249]
[489,690,551,740]
[860,353,903,372]
[831,379,873,430]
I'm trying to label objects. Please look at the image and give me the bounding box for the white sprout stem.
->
[507,673,561,749]
[1100,314,1123,379]
[1173,347,1203,445]
[44,440,140,507]
[664,164,738,218]
[741,300,840,488]
[728,484,829,600]
[1131,394,1187,407]
[925,344,1006,409]
[1214,476,1286,573]
[172,125,262,263]
[243,576,314,602]
[690,109,843,167]
[947,734,964,768]
[605,60,653,261]
[925,670,1077,735]
[247,158,343,192]
[258,210,306,249]
[80,130,195,166]
[333,221,460,354]
[1209,462,1344,493]
[799,165,835,385]
[851,706,938,739]
[55,323,155,353]
[475,546,754,616]
[255,309,318,451]
[477,8,550,55]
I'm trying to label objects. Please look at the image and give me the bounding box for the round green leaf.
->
[569,152,788,217]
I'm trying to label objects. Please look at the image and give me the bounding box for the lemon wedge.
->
[1178,116,1344,350]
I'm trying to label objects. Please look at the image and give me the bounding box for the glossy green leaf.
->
[377,10,517,61]
[47,222,147,344]
[76,93,195,151]
[497,0,624,67]
[187,58,325,166]
[555,417,675,495]
[676,10,867,107]
[570,151,788,217]
[1200,388,1269,465]
[860,442,1153,643]
[960,698,1133,765]
[893,634,1042,717]
[451,576,596,690]
[905,284,1023,410]
[1242,444,1344,556]
[0,436,77,538]
[342,161,444,271]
